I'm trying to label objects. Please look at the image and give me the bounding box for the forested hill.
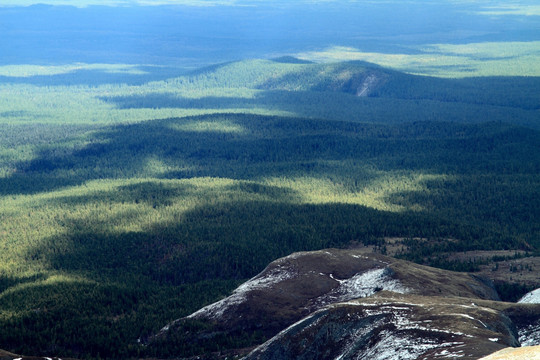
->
[179,58,540,111]
[1,0,539,358]
[96,58,540,129]
[2,59,539,128]
[0,58,539,359]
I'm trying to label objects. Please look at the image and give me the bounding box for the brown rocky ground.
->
[245,292,540,360]
[149,248,540,359]
[351,238,540,288]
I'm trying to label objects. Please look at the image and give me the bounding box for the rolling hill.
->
[0,58,539,358]
[148,249,540,359]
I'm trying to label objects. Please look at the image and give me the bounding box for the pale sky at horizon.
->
[2,0,539,20]
[0,0,232,6]
[1,0,532,7]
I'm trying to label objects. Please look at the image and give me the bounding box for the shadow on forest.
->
[28,191,428,285]
[9,112,538,281]
[100,93,260,110]
[26,167,538,299]
[1,113,539,197]
[3,116,538,359]
[0,273,47,294]
[99,84,540,129]
[384,174,540,251]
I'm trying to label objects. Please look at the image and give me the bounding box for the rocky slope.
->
[0,350,18,360]
[148,249,540,358]
[244,292,539,360]
[151,250,500,345]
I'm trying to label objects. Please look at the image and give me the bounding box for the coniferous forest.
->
[1,1,539,358]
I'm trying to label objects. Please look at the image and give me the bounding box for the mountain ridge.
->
[244,292,535,360]
[148,249,540,359]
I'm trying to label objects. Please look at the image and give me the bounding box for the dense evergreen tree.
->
[0,60,538,358]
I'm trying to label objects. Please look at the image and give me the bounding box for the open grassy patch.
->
[296,42,540,77]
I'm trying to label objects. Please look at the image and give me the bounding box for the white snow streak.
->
[334,317,387,360]
[186,265,295,320]
[519,323,540,346]
[433,349,465,358]
[357,330,463,360]
[448,313,488,329]
[316,268,409,307]
[246,308,327,356]
[357,74,379,97]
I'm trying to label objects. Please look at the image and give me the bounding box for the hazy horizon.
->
[1,0,539,72]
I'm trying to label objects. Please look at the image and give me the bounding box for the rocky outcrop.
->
[148,249,540,359]
[245,292,535,360]
[151,250,500,345]
[0,350,18,360]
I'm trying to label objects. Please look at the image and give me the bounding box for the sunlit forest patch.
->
[297,42,540,77]
[0,0,539,357]
[261,172,442,212]
[171,119,247,134]
[0,63,150,78]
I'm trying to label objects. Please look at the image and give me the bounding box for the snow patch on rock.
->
[518,288,540,304]
[315,268,409,307]
[357,330,464,360]
[517,287,540,347]
[187,265,296,321]
[248,301,470,359]
[519,323,540,347]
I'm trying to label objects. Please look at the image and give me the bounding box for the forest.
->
[0,57,538,358]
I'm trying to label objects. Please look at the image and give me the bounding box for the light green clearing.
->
[0,63,150,77]
[0,171,434,276]
[297,42,540,77]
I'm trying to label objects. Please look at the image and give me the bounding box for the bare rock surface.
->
[245,292,536,360]
[149,249,540,359]
[154,249,500,341]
